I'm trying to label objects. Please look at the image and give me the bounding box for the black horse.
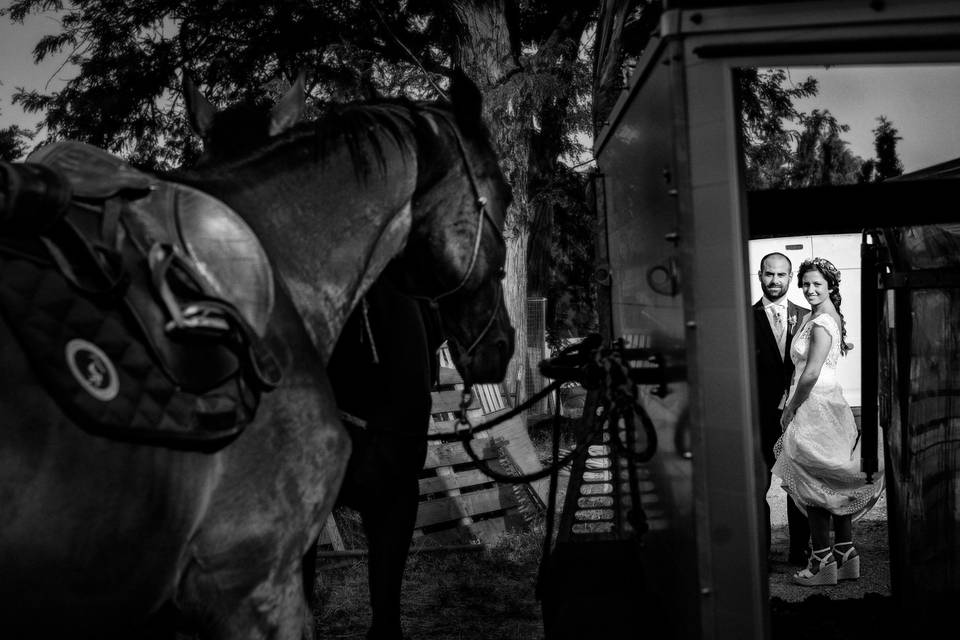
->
[0,70,512,639]
[326,279,441,640]
[184,74,450,640]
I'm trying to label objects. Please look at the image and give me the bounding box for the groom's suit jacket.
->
[754,299,809,469]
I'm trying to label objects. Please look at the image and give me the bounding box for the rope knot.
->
[456,386,474,428]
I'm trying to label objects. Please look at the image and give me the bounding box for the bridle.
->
[412,107,508,375]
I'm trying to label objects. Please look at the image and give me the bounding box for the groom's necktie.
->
[773,306,785,340]
[772,305,787,359]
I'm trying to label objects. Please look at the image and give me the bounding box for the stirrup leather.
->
[793,547,837,586]
[834,542,860,581]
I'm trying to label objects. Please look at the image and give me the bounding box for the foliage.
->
[3,0,465,168]
[737,68,894,189]
[0,123,35,161]
[537,167,597,348]
[0,89,35,161]
[737,68,818,190]
[3,0,603,403]
[789,109,863,187]
[871,115,903,181]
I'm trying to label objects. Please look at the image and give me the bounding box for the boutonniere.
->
[788,314,798,334]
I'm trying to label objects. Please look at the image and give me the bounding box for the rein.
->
[449,337,665,486]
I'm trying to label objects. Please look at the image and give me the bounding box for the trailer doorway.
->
[738,58,960,633]
[592,4,960,638]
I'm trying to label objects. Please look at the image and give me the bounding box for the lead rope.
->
[535,388,564,600]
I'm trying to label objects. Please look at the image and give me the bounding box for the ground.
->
[766,478,897,640]
[312,429,896,639]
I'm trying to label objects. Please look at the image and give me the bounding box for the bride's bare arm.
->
[780,324,832,429]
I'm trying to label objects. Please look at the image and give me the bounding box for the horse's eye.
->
[497,267,506,280]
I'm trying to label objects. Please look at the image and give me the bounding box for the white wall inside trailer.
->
[748,234,862,407]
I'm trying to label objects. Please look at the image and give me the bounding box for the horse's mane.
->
[197,96,448,180]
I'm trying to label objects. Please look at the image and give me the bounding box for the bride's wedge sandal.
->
[793,547,838,586]
[834,541,860,580]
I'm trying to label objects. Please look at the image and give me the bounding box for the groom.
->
[754,252,810,565]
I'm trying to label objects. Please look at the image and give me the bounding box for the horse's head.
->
[394,71,515,385]
[183,72,306,167]
[181,70,514,385]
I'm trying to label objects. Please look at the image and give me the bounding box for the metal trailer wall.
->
[595,36,700,640]
[594,1,960,638]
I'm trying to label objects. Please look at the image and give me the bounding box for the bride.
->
[772,257,885,587]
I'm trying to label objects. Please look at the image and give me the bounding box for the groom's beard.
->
[762,286,787,302]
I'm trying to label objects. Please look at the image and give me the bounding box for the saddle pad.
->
[0,249,253,449]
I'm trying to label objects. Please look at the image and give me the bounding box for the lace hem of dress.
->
[773,435,881,517]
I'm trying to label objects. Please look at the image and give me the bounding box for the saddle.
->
[0,141,281,450]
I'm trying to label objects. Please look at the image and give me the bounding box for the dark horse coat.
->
[325,277,442,640]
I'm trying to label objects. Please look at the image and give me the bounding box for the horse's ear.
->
[449,68,484,130]
[268,71,306,137]
[183,73,217,138]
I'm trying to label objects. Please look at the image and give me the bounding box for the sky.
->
[788,64,960,173]
[2,11,960,172]
[0,8,72,136]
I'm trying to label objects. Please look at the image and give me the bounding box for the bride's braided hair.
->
[798,257,849,355]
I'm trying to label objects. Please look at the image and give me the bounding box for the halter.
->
[413,107,507,370]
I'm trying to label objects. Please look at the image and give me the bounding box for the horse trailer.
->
[545,2,960,638]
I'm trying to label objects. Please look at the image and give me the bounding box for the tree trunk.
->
[504,226,530,406]
[449,0,527,406]
[450,0,595,410]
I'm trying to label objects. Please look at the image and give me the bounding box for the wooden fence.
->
[318,344,547,551]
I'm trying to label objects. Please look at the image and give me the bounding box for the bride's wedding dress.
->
[772,314,884,519]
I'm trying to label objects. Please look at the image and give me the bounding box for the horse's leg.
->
[360,432,428,640]
[177,290,350,640]
[178,377,348,640]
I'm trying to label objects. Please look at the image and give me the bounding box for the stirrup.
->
[834,542,860,581]
[793,547,837,586]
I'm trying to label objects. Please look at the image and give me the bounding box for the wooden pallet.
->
[412,363,546,548]
[318,345,547,551]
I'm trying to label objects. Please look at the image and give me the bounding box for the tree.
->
[871,115,903,181]
[736,68,819,190]
[789,108,862,187]
[592,0,659,134]
[0,122,34,162]
[0,88,35,161]
[449,0,598,405]
[4,0,600,412]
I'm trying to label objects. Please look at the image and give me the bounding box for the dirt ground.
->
[313,445,898,639]
[766,477,900,640]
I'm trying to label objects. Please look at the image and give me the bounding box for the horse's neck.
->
[177,145,417,361]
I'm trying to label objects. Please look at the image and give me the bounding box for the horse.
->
[184,75,448,640]
[0,69,513,640]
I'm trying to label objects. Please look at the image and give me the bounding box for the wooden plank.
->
[475,383,506,413]
[435,465,473,527]
[422,439,499,469]
[415,486,520,529]
[427,416,490,436]
[317,513,345,551]
[438,343,455,369]
[427,419,461,436]
[413,518,513,547]
[430,388,481,414]
[489,413,550,506]
[439,366,461,385]
[419,468,495,495]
